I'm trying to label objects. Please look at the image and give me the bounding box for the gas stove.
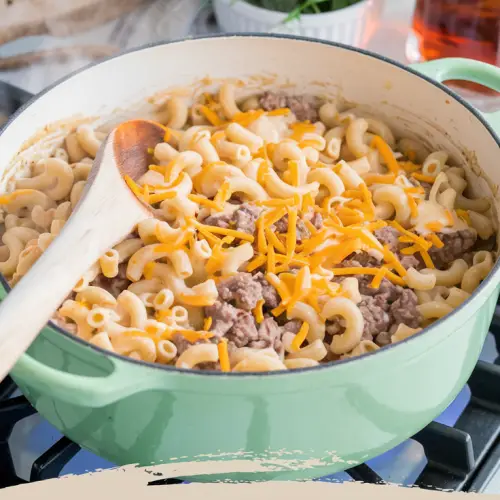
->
[1,79,500,493]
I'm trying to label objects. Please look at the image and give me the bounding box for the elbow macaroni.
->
[0,79,496,372]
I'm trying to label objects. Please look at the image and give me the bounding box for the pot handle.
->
[11,351,168,408]
[409,58,500,134]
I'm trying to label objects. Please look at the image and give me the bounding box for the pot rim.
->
[214,0,369,20]
[2,32,499,378]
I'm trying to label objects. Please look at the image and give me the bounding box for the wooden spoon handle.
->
[0,136,150,381]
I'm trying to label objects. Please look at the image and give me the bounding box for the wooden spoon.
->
[0,119,164,381]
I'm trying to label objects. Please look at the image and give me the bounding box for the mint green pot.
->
[2,35,500,481]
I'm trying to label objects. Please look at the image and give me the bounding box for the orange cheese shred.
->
[267,108,291,116]
[178,294,217,307]
[258,197,295,207]
[370,136,400,174]
[289,161,300,187]
[188,194,221,211]
[267,244,276,273]
[218,339,230,372]
[382,246,407,277]
[406,193,418,218]
[363,174,396,186]
[425,221,444,232]
[428,233,444,249]
[147,191,177,204]
[203,317,213,331]
[412,173,436,184]
[179,330,214,343]
[263,206,287,227]
[194,222,254,242]
[123,175,144,199]
[331,267,405,286]
[370,268,387,289]
[291,322,310,352]
[456,209,471,225]
[420,249,435,269]
[399,161,421,173]
[400,244,421,255]
[271,303,287,317]
[444,209,454,226]
[198,105,224,126]
[266,228,286,254]
[253,299,265,324]
[246,253,267,272]
[286,208,298,258]
[256,217,268,254]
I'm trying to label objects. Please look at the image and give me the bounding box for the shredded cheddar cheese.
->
[456,209,471,225]
[291,322,310,352]
[407,193,418,218]
[427,233,444,249]
[363,174,396,186]
[247,253,267,272]
[444,210,454,227]
[253,299,265,324]
[267,108,290,116]
[19,79,489,374]
[412,173,436,184]
[332,267,405,286]
[199,105,224,126]
[370,136,400,174]
[267,243,276,273]
[204,316,213,331]
[147,191,177,204]
[399,161,421,173]
[188,194,221,211]
[194,222,254,242]
[419,249,435,269]
[286,208,298,259]
[425,221,444,232]
[370,268,387,289]
[179,330,214,342]
[218,339,230,372]
[124,175,144,199]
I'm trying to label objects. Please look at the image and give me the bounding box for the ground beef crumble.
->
[373,226,422,270]
[205,300,284,354]
[259,91,320,122]
[91,262,129,298]
[203,203,262,235]
[253,272,280,309]
[216,273,263,311]
[271,211,323,243]
[329,259,421,344]
[428,229,477,270]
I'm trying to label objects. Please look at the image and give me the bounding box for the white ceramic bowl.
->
[213,0,371,45]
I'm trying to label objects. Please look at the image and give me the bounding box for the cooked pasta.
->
[0,81,496,371]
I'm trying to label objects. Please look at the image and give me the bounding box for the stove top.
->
[1,80,500,493]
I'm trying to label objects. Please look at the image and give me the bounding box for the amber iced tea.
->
[411,0,500,63]
[408,0,500,93]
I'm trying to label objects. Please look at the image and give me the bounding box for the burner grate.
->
[31,438,81,482]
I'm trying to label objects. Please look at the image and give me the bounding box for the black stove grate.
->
[1,79,500,492]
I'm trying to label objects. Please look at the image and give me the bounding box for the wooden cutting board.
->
[0,0,150,46]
